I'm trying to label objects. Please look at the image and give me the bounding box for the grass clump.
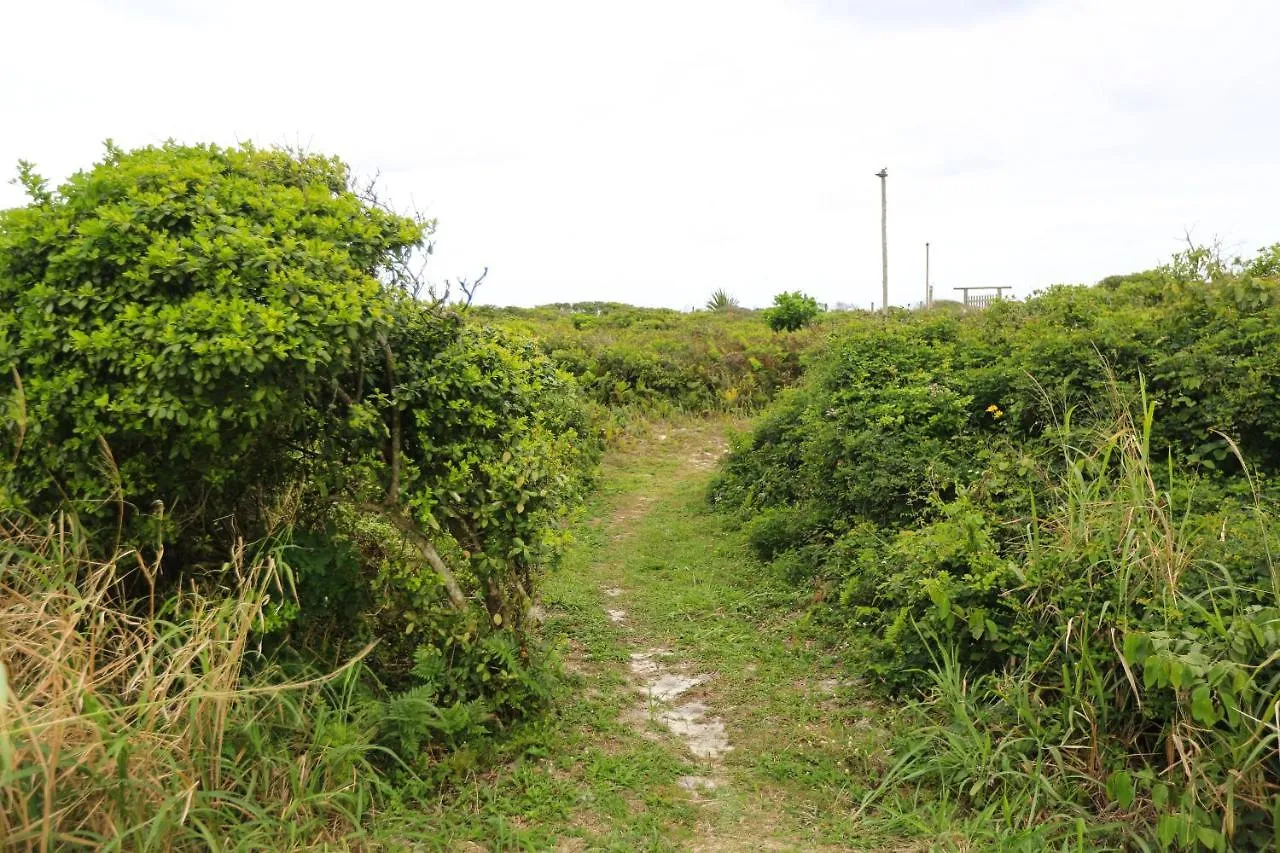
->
[0,516,394,850]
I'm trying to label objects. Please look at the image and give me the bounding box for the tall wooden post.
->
[875,168,888,313]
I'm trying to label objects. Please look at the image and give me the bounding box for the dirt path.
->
[417,419,901,851]
[543,420,898,851]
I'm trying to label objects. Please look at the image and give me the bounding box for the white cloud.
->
[2,0,1277,308]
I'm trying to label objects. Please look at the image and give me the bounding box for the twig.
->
[361,503,467,610]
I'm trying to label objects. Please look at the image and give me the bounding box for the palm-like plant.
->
[705,289,740,311]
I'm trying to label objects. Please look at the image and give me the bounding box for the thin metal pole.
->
[925,241,930,308]
[876,168,888,312]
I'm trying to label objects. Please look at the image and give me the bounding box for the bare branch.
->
[377,332,401,506]
[460,266,488,308]
[441,266,488,309]
[359,503,467,611]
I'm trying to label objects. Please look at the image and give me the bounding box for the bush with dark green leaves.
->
[293,292,598,699]
[712,246,1280,847]
[0,142,600,754]
[0,142,422,551]
[716,249,1280,552]
[473,301,855,417]
[762,290,823,332]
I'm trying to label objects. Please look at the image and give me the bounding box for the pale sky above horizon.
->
[2,0,1278,310]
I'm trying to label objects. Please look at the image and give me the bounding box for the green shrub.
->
[705,288,740,311]
[0,141,600,757]
[743,504,823,561]
[714,246,1280,845]
[288,293,598,702]
[762,290,823,332]
[471,301,841,414]
[714,253,1280,572]
[860,402,1280,849]
[0,141,423,554]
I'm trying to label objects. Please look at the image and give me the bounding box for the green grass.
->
[380,418,931,850]
[370,414,1182,851]
[369,414,1183,851]
[0,521,399,852]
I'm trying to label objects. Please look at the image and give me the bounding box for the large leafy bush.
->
[712,250,1280,846]
[298,293,598,693]
[0,142,600,752]
[0,142,423,551]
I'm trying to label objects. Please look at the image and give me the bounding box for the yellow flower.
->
[986,404,999,413]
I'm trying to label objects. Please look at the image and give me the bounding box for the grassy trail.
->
[410,419,905,851]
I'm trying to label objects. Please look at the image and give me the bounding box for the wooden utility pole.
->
[875,168,888,313]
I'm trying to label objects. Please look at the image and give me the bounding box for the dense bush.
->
[0,142,600,769]
[0,142,422,551]
[716,251,1280,547]
[292,293,598,707]
[762,290,823,332]
[474,301,858,415]
[712,249,1280,847]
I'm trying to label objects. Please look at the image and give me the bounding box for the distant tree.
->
[705,289,740,311]
[762,291,823,331]
[1243,243,1280,278]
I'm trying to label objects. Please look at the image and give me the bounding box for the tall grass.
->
[861,390,1280,849]
[0,514,394,851]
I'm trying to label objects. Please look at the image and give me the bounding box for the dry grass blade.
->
[0,517,380,851]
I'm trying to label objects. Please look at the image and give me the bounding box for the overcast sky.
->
[2,0,1278,309]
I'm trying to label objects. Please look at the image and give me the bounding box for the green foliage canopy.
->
[762,290,823,331]
[0,142,601,736]
[711,247,1280,846]
[0,141,424,546]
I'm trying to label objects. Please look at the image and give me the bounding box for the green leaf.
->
[1157,814,1181,847]
[1195,826,1222,851]
[925,582,951,620]
[1151,783,1169,810]
[1106,770,1135,809]
[1273,796,1280,852]
[1122,632,1148,664]
[1190,684,1217,725]
[1168,660,1186,690]
[1144,656,1167,690]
